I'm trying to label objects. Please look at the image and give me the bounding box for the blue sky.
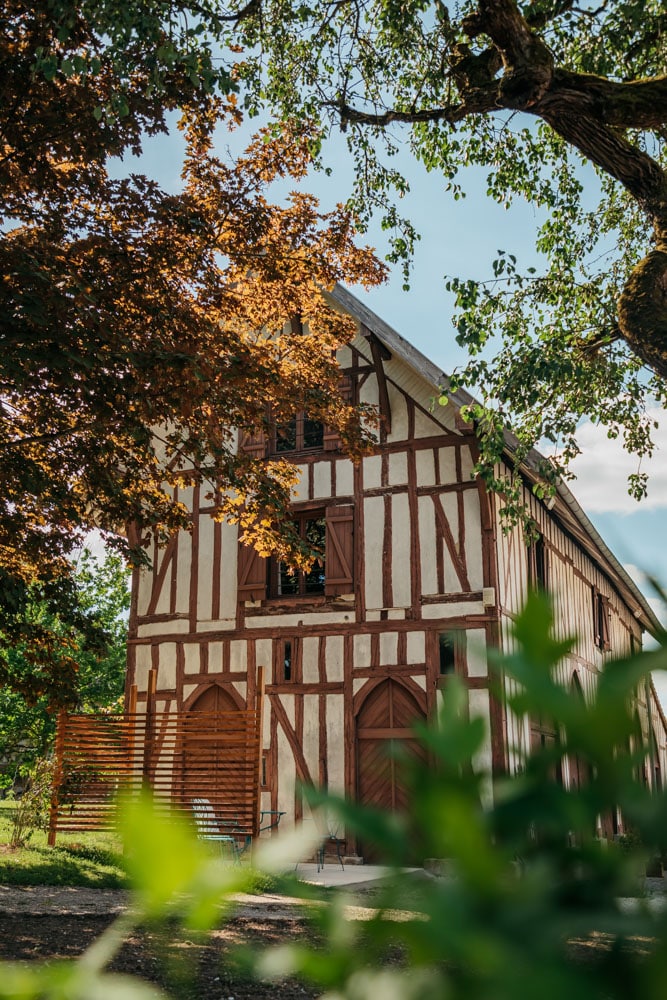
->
[113,115,667,685]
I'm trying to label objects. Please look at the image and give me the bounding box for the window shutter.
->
[323,375,353,452]
[238,542,267,602]
[325,504,354,596]
[239,428,267,459]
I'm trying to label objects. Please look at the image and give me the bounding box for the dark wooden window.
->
[592,587,611,651]
[439,634,456,676]
[275,414,324,453]
[269,512,326,598]
[238,503,354,603]
[273,637,300,684]
[528,533,548,590]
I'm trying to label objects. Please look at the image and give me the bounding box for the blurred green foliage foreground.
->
[2,594,667,1000]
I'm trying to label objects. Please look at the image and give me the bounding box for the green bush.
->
[9,757,55,848]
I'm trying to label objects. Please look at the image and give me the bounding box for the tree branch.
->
[325,87,498,128]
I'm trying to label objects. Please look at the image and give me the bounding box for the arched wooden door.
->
[180,685,251,830]
[356,679,427,860]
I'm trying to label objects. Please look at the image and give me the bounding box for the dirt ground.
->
[1,880,664,998]
[0,911,323,999]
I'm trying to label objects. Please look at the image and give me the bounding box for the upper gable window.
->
[592,587,611,651]
[527,532,548,590]
[275,414,324,454]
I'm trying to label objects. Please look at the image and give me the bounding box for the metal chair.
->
[191,797,241,862]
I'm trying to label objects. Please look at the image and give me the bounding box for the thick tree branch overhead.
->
[232,0,667,506]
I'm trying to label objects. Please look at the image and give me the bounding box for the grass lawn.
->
[0,799,128,888]
[0,802,282,894]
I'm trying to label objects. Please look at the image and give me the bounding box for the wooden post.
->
[47,710,67,847]
[143,668,158,787]
[254,665,266,839]
[126,684,138,792]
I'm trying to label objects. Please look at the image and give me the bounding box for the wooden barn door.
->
[181,685,248,830]
[356,679,427,862]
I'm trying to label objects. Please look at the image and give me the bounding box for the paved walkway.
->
[0,865,402,918]
[1,869,663,919]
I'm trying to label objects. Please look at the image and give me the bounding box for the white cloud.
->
[565,408,667,513]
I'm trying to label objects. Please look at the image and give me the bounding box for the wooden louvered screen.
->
[48,697,264,845]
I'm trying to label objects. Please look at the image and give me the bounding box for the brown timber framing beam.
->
[363,324,392,433]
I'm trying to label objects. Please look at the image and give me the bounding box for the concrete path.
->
[0,866,401,918]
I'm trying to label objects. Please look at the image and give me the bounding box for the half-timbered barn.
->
[126,284,667,859]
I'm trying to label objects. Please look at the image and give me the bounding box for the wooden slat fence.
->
[48,680,264,847]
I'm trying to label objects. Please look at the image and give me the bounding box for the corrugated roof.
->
[331,283,662,636]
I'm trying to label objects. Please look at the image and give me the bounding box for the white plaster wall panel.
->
[232,681,247,705]
[219,521,239,621]
[175,529,192,615]
[415,448,436,487]
[353,678,366,696]
[413,405,440,438]
[439,492,462,593]
[418,495,438,595]
[197,513,214,620]
[468,689,493,807]
[313,461,332,499]
[387,383,409,442]
[463,490,484,590]
[438,446,457,485]
[354,634,371,669]
[183,684,197,703]
[465,631,488,677]
[179,486,194,514]
[326,635,345,682]
[262,698,271,748]
[183,644,199,676]
[158,643,177,688]
[303,694,320,782]
[326,694,345,795]
[134,645,152,692]
[407,631,425,664]
[246,611,354,629]
[254,639,272,678]
[335,459,354,497]
[359,370,378,407]
[137,620,192,638]
[388,451,408,485]
[302,637,320,683]
[422,601,484,619]
[363,454,382,490]
[387,609,405,620]
[207,641,223,674]
[229,641,247,673]
[392,493,412,608]
[151,546,172,616]
[459,444,475,482]
[364,496,385,610]
[413,675,427,691]
[282,693,296,728]
[380,631,398,665]
[136,570,152,617]
[337,345,353,368]
[276,724,296,817]
[290,465,308,502]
